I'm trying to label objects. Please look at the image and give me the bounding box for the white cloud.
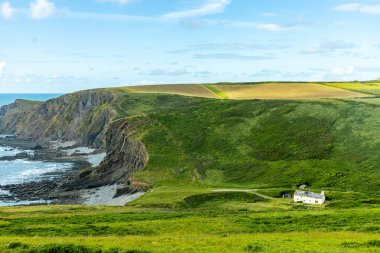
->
[360,5,380,14]
[300,40,356,55]
[255,23,285,32]
[335,3,380,14]
[30,0,56,19]
[0,1,13,19]
[261,12,279,17]
[0,62,5,76]
[331,66,355,76]
[335,3,361,11]
[164,0,231,18]
[219,20,292,31]
[97,0,134,4]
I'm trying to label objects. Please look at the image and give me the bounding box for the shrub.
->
[31,244,101,253]
[243,244,263,252]
[8,242,29,249]
[183,192,266,208]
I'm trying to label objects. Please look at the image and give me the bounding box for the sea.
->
[0,93,70,206]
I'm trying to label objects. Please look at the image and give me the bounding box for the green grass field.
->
[0,186,379,253]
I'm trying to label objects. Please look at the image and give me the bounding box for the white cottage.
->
[293,190,325,204]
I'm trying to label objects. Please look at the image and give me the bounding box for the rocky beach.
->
[0,135,104,206]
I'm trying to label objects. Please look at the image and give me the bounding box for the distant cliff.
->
[0,90,117,148]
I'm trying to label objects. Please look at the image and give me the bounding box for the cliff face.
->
[0,90,118,148]
[0,90,149,190]
[64,119,149,190]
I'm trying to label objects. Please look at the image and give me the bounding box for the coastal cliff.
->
[0,89,148,193]
[0,90,118,147]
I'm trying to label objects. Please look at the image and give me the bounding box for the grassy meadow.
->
[0,187,379,253]
[2,81,380,252]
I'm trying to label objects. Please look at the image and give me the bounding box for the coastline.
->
[0,136,143,207]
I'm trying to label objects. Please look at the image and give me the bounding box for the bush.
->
[342,240,380,248]
[8,242,29,249]
[31,244,101,253]
[244,244,263,252]
[183,192,266,208]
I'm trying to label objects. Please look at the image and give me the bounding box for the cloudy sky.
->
[0,0,379,93]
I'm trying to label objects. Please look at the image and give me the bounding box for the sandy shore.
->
[81,185,144,206]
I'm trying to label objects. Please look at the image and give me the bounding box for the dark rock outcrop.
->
[62,118,149,190]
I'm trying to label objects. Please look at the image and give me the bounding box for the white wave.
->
[0,159,73,185]
[0,134,15,139]
[0,199,52,207]
[0,189,11,196]
[0,146,34,158]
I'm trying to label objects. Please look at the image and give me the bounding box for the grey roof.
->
[294,190,325,199]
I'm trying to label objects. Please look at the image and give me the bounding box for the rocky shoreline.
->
[0,136,103,205]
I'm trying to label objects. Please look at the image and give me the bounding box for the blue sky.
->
[0,0,379,93]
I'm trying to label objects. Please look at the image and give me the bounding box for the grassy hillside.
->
[102,91,380,196]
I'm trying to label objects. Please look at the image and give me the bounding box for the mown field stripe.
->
[203,85,229,99]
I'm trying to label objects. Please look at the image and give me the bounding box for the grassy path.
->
[211,188,274,200]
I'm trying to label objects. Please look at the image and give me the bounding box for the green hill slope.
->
[106,91,380,195]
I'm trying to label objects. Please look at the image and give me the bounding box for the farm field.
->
[208,83,371,99]
[324,82,380,96]
[0,186,379,253]
[117,82,372,100]
[119,84,220,99]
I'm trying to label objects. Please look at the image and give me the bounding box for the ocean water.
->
[0,146,33,157]
[0,159,73,186]
[0,94,72,206]
[0,93,63,106]
[0,139,73,206]
[0,139,73,186]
